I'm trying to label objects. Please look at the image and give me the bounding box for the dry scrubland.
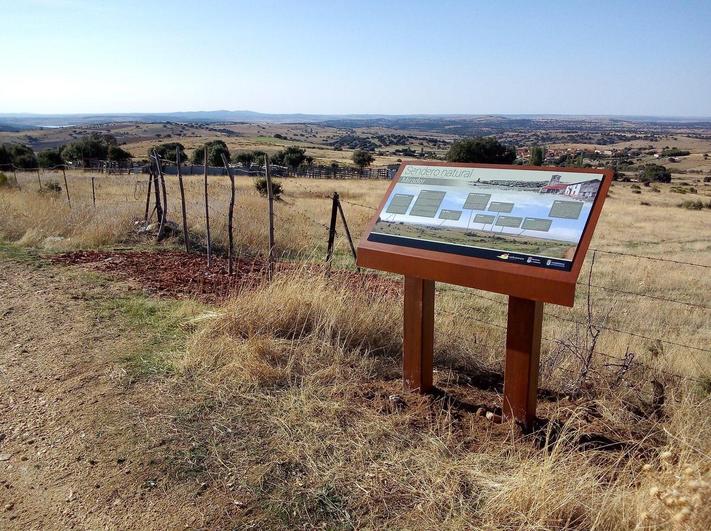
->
[1,169,711,528]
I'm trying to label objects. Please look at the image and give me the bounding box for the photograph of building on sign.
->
[368,165,604,271]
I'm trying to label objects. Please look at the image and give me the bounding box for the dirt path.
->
[0,250,220,529]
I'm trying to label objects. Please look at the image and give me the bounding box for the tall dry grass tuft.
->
[0,187,139,249]
[182,270,402,387]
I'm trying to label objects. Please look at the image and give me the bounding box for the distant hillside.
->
[0,122,38,132]
[2,111,711,130]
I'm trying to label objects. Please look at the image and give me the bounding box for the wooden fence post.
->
[61,166,71,207]
[265,154,276,280]
[91,176,96,207]
[325,192,339,264]
[144,173,153,221]
[152,150,167,240]
[36,168,42,191]
[203,146,212,267]
[335,196,358,270]
[176,147,189,252]
[151,167,162,224]
[221,153,236,275]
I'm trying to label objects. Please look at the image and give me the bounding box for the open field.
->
[1,162,710,528]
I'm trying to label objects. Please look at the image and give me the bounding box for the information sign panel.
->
[358,162,612,306]
[356,162,612,428]
[368,164,606,273]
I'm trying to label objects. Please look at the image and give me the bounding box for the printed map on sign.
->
[367,164,605,271]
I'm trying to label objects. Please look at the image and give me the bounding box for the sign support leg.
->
[403,276,434,392]
[503,296,543,431]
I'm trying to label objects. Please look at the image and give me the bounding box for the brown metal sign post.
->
[357,161,612,430]
[403,277,435,391]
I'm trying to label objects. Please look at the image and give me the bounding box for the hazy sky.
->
[1,0,710,116]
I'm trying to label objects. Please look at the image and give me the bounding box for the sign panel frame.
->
[357,161,612,307]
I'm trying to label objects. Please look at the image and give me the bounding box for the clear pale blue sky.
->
[1,0,710,116]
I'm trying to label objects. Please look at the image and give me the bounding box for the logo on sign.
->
[497,253,509,260]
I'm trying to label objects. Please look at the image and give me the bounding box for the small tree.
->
[529,146,544,166]
[2,143,38,169]
[152,142,186,163]
[282,147,307,170]
[660,147,690,157]
[446,137,516,164]
[37,148,65,168]
[352,149,375,172]
[192,140,230,166]
[252,150,267,165]
[61,133,114,164]
[233,151,255,168]
[639,164,672,183]
[0,144,13,166]
[108,145,132,162]
[269,151,285,166]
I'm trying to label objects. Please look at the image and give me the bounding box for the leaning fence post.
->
[265,154,276,280]
[203,146,212,267]
[156,152,168,221]
[152,150,167,240]
[150,166,163,225]
[325,192,339,264]
[144,172,153,221]
[221,153,236,275]
[176,147,189,252]
[336,196,359,271]
[61,166,71,207]
[91,176,96,207]
[36,168,42,191]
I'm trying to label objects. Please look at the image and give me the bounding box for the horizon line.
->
[2,110,711,121]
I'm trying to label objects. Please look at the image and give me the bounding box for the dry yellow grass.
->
[175,272,711,529]
[2,168,710,528]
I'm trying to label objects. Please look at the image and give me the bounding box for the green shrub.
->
[661,147,690,157]
[446,137,516,164]
[39,180,62,194]
[669,186,688,194]
[677,200,711,210]
[254,177,283,199]
[639,163,672,183]
[37,148,65,168]
[191,140,230,166]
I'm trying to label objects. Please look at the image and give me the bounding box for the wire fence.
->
[0,161,396,180]
[4,166,709,387]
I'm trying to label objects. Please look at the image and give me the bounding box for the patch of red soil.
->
[50,250,401,303]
